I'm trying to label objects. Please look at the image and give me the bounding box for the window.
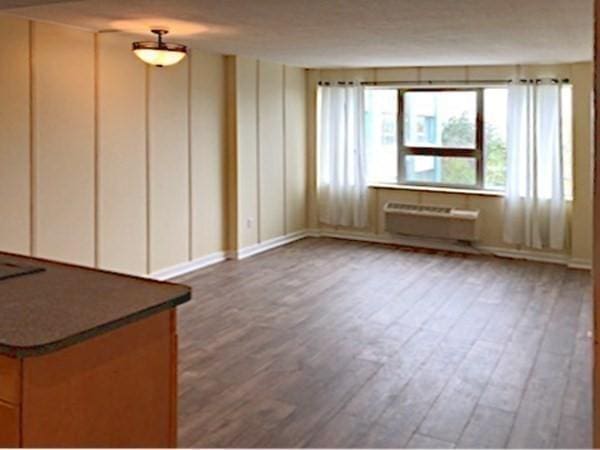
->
[402,90,481,187]
[404,91,478,149]
[365,85,572,193]
[367,88,492,188]
[365,89,398,183]
[483,88,508,190]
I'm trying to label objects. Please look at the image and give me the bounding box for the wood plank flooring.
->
[175,238,592,448]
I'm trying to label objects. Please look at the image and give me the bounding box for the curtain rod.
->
[317,78,570,86]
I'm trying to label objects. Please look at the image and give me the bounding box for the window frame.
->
[396,87,485,189]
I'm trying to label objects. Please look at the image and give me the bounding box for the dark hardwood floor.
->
[175,238,592,448]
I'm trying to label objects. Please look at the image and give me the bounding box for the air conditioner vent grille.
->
[383,202,480,242]
[386,203,452,214]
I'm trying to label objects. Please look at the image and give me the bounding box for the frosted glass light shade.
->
[132,30,187,67]
[133,48,186,67]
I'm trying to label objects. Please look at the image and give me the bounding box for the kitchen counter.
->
[0,252,191,448]
[0,252,190,357]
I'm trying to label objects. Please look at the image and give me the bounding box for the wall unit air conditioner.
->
[384,202,480,242]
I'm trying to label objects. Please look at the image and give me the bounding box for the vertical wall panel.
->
[284,66,307,233]
[235,57,259,248]
[571,62,593,263]
[97,32,147,275]
[0,16,30,254]
[148,60,190,272]
[520,64,572,79]
[420,66,468,81]
[467,65,516,80]
[306,69,320,230]
[375,67,419,82]
[190,50,227,258]
[33,22,95,265]
[319,68,376,82]
[258,61,285,241]
[225,56,239,251]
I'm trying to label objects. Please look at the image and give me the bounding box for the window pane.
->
[365,89,398,182]
[405,156,477,185]
[484,88,508,190]
[404,91,477,149]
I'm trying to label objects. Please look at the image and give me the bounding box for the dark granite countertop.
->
[0,252,191,358]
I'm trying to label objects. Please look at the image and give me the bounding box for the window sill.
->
[368,183,505,197]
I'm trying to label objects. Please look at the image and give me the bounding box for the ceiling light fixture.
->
[132,29,187,67]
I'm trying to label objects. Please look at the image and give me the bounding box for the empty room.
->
[0,0,598,448]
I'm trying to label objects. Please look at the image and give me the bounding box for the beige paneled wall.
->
[0,16,309,274]
[306,69,320,230]
[148,60,190,272]
[233,56,260,249]
[190,50,227,259]
[258,61,285,241]
[97,32,147,275]
[0,17,232,275]
[571,63,594,264]
[32,22,95,266]
[229,56,308,251]
[285,66,308,233]
[308,63,593,265]
[0,16,30,255]
[225,56,239,252]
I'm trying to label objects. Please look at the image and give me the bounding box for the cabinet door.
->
[22,312,173,447]
[0,356,20,404]
[0,401,19,448]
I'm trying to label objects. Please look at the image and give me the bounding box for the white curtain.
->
[317,84,369,228]
[503,82,566,250]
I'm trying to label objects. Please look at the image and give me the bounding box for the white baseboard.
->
[477,245,567,265]
[311,229,481,254]
[149,251,227,281]
[479,246,591,270]
[149,229,591,280]
[148,231,310,280]
[310,228,591,269]
[568,258,592,270]
[228,230,309,260]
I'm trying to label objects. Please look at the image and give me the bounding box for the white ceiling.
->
[1,0,593,68]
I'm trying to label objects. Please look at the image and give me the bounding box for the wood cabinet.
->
[0,356,20,405]
[0,401,19,447]
[0,310,178,448]
[0,251,190,447]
